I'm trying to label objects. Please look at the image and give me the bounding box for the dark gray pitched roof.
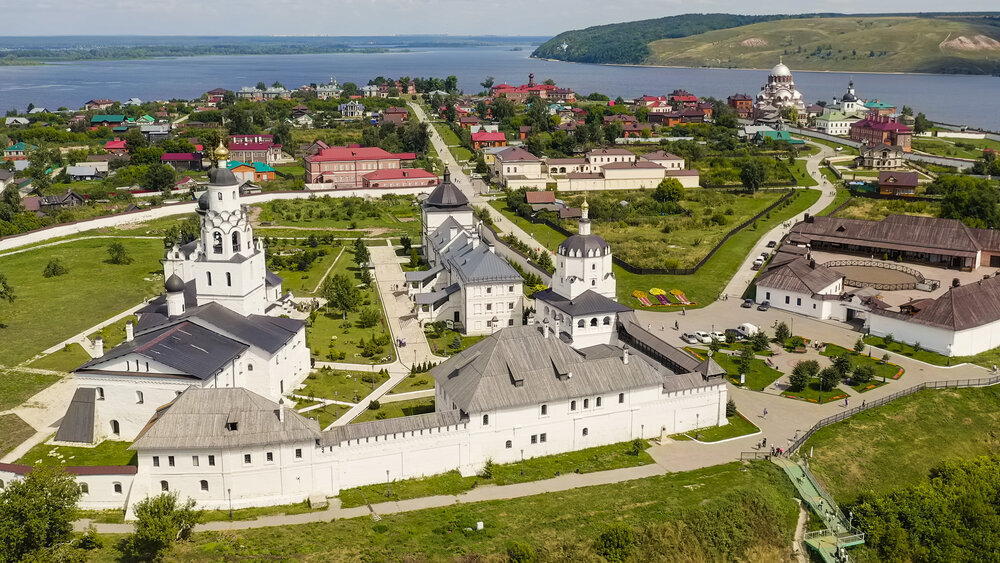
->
[872,274,1000,331]
[424,172,469,208]
[77,321,248,380]
[180,302,304,354]
[617,311,701,375]
[790,215,984,256]
[265,271,283,287]
[756,257,843,295]
[320,410,465,446]
[534,288,630,317]
[131,388,320,450]
[54,388,95,443]
[415,282,460,305]
[431,325,664,413]
[404,264,444,282]
[558,232,610,257]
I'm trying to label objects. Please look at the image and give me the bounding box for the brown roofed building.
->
[878,171,919,197]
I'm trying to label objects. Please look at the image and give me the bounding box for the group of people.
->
[396,337,407,347]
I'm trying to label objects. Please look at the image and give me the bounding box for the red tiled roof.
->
[362,168,437,181]
[525,191,556,204]
[472,132,506,142]
[104,140,127,150]
[306,146,416,163]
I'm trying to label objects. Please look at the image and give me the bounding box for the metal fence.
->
[821,259,926,282]
[789,375,1000,453]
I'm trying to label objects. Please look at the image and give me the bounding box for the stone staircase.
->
[771,456,865,562]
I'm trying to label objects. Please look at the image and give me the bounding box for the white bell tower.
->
[552,198,616,300]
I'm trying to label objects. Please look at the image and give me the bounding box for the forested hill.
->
[531,14,791,64]
[532,13,1000,74]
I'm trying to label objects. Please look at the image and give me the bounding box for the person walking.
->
[763,408,768,419]
[844,397,849,408]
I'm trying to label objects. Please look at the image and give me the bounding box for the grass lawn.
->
[789,159,818,187]
[351,397,435,423]
[0,369,62,411]
[781,380,850,404]
[0,414,36,458]
[816,188,850,216]
[297,368,390,403]
[425,329,487,357]
[807,136,859,156]
[675,412,760,442]
[86,315,139,352]
[388,374,435,394]
[687,348,783,391]
[861,335,949,366]
[82,500,328,525]
[832,197,940,222]
[305,247,395,365]
[27,343,91,372]
[17,439,136,467]
[298,404,343,430]
[338,439,654,508]
[274,163,306,179]
[615,188,820,308]
[821,344,905,382]
[95,461,798,562]
[254,195,422,239]
[0,237,164,365]
[804,387,1000,503]
[271,243,343,297]
[912,136,1000,160]
[488,200,567,252]
[432,122,461,146]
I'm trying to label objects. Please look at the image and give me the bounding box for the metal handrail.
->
[821,259,926,282]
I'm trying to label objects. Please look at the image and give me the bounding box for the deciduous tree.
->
[120,492,201,562]
[0,466,82,562]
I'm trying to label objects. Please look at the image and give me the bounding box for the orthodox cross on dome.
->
[213,141,229,164]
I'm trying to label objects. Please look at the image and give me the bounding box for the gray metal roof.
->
[131,388,320,450]
[534,288,630,317]
[617,311,701,374]
[431,324,665,413]
[165,274,185,293]
[440,237,522,284]
[265,270,283,287]
[320,410,465,445]
[558,232,610,257]
[414,283,460,305]
[180,302,304,354]
[209,166,238,186]
[54,388,95,444]
[756,257,842,295]
[424,173,469,208]
[66,165,97,176]
[78,321,248,380]
[428,216,467,251]
[404,264,444,282]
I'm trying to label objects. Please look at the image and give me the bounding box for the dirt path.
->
[312,246,346,294]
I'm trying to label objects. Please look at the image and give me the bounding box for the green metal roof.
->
[227,160,275,173]
[91,114,126,123]
[864,100,894,109]
[5,142,35,152]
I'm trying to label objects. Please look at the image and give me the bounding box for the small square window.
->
[244,454,251,464]
[295,448,302,459]
[540,433,547,443]
[168,456,175,467]
[508,319,514,326]
[152,456,159,467]
[208,455,215,466]
[531,434,538,444]
[508,302,514,310]
[508,285,514,292]
[192,456,199,467]
[486,287,492,293]
[266,452,274,462]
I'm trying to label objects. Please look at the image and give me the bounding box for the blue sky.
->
[3,2,998,36]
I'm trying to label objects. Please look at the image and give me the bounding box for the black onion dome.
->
[165,274,186,293]
[209,165,238,186]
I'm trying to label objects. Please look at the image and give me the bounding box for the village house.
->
[380,106,409,126]
[228,160,277,183]
[104,139,128,156]
[91,114,126,128]
[471,131,507,150]
[316,77,342,100]
[304,145,416,186]
[3,142,35,161]
[490,74,576,103]
[161,153,204,172]
[66,165,100,181]
[84,99,115,111]
[4,117,30,127]
[228,134,283,165]
[338,100,366,118]
[495,147,699,191]
[22,189,86,216]
[878,171,919,197]
[855,143,905,170]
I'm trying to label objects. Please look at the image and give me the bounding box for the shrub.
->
[774,322,790,343]
[480,459,495,479]
[42,258,69,278]
[832,354,852,377]
[594,523,637,563]
[506,541,536,563]
[852,364,875,385]
[367,400,380,410]
[75,525,104,550]
[818,366,841,391]
[375,411,387,420]
[449,336,462,350]
[357,307,381,329]
[629,439,644,457]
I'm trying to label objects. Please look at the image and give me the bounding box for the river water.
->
[1,45,997,130]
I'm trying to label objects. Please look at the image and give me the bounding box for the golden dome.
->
[581,197,589,210]
[214,141,229,161]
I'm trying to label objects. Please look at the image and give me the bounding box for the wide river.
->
[1,45,998,130]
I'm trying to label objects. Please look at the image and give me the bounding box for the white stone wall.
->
[866,314,1000,357]
[463,282,523,335]
[80,374,201,442]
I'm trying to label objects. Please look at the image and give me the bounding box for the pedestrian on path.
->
[763,408,768,419]
[844,397,849,408]
[762,437,767,447]
[862,400,866,408]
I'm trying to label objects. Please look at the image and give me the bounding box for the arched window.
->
[596,397,602,407]
[592,264,596,270]
[603,316,611,325]
[213,231,223,254]
[590,318,598,327]
[217,192,222,201]
[582,428,589,437]
[584,398,589,409]
[200,480,209,492]
[79,482,89,494]
[113,482,122,494]
[577,319,585,328]
[110,420,120,436]
[160,481,169,492]
[226,272,232,287]
[540,404,547,416]
[570,400,577,411]
[482,414,489,426]
[505,440,512,449]
[618,393,625,404]
[136,391,144,404]
[232,232,240,252]
[247,363,253,372]
[207,272,212,286]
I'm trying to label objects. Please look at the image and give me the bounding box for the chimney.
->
[543,319,550,338]
[125,321,134,343]
[94,336,104,357]
[277,398,285,422]
[623,345,630,365]
[555,319,561,337]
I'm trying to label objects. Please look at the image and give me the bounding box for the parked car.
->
[709,331,726,341]
[760,252,770,260]
[751,262,762,271]
[694,331,713,344]
[757,301,771,311]
[766,240,777,248]
[681,333,701,344]
[741,298,754,308]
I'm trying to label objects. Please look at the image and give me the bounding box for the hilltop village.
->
[2,62,1000,561]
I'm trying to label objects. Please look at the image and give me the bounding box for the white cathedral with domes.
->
[755,59,806,123]
[55,143,310,445]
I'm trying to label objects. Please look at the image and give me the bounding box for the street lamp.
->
[520,449,524,476]
[386,470,391,498]
[227,488,232,519]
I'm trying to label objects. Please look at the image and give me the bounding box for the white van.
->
[736,323,759,338]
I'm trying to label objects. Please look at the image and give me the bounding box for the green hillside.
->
[533,13,1000,74]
